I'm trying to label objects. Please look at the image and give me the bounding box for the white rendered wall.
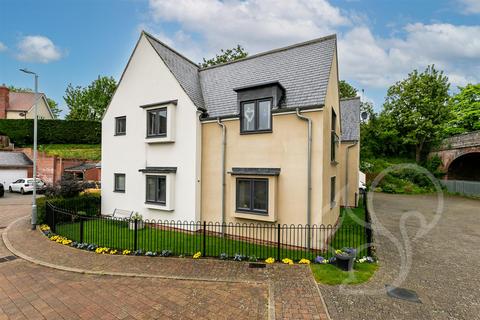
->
[101,34,201,222]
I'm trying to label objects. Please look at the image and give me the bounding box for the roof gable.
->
[0,151,33,167]
[144,32,205,110]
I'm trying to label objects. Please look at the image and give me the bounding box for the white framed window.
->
[115,116,126,135]
[114,173,125,192]
[142,102,176,143]
[142,171,175,211]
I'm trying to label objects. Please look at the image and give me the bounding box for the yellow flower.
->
[298,258,311,265]
[40,225,50,231]
[95,247,109,254]
[122,250,131,255]
[61,239,72,245]
[193,252,202,259]
[109,250,117,255]
[265,257,275,264]
[282,258,294,265]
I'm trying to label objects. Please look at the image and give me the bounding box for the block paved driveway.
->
[321,193,480,320]
[0,192,328,320]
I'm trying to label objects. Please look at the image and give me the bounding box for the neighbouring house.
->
[0,86,54,120]
[102,31,359,231]
[0,151,33,187]
[338,97,361,207]
[64,162,101,181]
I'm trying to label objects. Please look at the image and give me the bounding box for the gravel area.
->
[321,193,480,320]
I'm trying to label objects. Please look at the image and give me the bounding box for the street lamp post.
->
[20,68,38,230]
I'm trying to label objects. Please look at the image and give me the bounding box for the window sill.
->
[234,211,275,222]
[145,136,174,144]
[145,202,174,211]
[113,190,125,193]
[240,130,272,135]
[114,133,126,136]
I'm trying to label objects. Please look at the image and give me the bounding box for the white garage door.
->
[0,169,28,188]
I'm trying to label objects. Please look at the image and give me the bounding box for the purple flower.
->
[314,256,325,264]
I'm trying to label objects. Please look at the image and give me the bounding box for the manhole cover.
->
[0,256,17,264]
[386,285,421,303]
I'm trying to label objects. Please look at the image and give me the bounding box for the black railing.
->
[45,197,373,261]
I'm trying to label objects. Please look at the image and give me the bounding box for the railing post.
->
[79,217,84,243]
[276,224,281,261]
[133,219,138,251]
[51,205,56,233]
[203,221,207,257]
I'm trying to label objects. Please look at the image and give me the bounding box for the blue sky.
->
[1,0,479,117]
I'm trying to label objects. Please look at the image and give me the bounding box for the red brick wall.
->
[18,148,99,184]
[0,86,9,119]
[84,167,101,181]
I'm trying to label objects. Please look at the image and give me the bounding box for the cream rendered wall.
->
[7,98,53,119]
[338,142,360,207]
[201,110,324,226]
[101,34,201,222]
[321,50,341,226]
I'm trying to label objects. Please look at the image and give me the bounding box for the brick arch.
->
[446,151,480,180]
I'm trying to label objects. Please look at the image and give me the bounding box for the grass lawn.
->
[37,144,101,161]
[311,262,378,285]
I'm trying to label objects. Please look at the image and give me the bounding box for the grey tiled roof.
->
[64,162,97,171]
[144,32,336,118]
[199,36,336,117]
[340,97,361,141]
[0,152,33,167]
[145,33,205,110]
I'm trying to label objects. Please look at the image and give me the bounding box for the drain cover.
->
[386,285,421,303]
[0,256,17,264]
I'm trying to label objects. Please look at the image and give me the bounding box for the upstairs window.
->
[147,107,167,137]
[240,99,272,133]
[115,116,126,135]
[331,109,339,162]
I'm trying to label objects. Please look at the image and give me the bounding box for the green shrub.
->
[37,193,101,224]
[0,119,101,146]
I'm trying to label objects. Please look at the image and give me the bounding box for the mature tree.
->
[8,85,61,118]
[200,45,248,68]
[446,83,480,135]
[339,80,358,99]
[383,65,451,162]
[64,76,117,121]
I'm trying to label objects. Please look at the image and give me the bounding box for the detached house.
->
[0,86,54,119]
[102,31,359,228]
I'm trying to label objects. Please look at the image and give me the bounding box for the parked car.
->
[8,178,46,195]
[0,183,4,197]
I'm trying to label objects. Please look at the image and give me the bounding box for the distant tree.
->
[383,65,451,162]
[8,85,61,118]
[64,76,117,121]
[339,80,358,99]
[200,45,248,68]
[446,83,480,135]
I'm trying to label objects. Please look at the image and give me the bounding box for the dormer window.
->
[240,98,272,133]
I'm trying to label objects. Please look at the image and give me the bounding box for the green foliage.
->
[383,65,451,162]
[200,45,248,68]
[310,262,378,285]
[0,119,101,146]
[64,76,117,121]
[37,193,101,224]
[423,155,444,178]
[446,83,480,135]
[37,144,101,161]
[8,85,61,119]
[339,80,358,99]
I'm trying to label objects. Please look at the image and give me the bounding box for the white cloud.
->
[458,0,480,14]
[145,0,480,91]
[148,0,349,58]
[16,35,63,63]
[0,42,6,52]
[339,23,480,88]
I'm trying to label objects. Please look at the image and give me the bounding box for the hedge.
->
[37,193,101,224]
[0,119,101,146]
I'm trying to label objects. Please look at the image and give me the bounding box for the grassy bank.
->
[37,144,101,161]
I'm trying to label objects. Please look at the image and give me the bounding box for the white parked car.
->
[9,178,46,195]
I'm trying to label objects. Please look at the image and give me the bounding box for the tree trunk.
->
[415,143,423,163]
